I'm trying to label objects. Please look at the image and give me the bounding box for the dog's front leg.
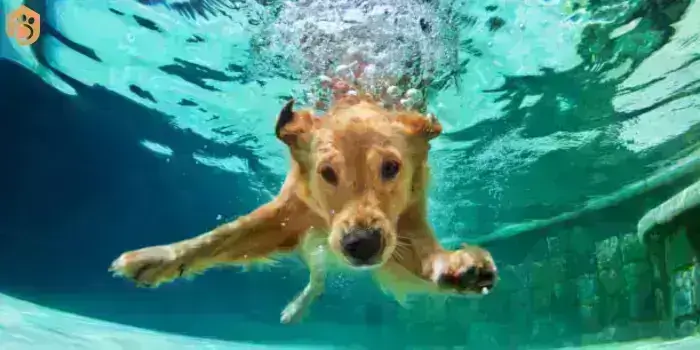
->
[280,229,327,324]
[393,206,498,294]
[110,183,312,287]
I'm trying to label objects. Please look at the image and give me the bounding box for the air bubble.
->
[335,64,351,75]
[263,0,455,109]
[405,88,422,101]
[387,85,401,98]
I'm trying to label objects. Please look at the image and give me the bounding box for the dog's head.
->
[276,97,441,268]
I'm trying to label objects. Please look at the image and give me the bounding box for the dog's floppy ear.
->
[396,112,442,140]
[275,99,315,146]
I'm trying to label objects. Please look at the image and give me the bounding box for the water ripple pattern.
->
[3,0,699,241]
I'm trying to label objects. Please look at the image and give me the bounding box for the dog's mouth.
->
[346,257,383,270]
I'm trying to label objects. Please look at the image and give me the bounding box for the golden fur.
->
[110,94,497,323]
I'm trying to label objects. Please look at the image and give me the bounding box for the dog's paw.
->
[429,245,497,295]
[280,284,322,324]
[280,300,305,324]
[109,245,185,287]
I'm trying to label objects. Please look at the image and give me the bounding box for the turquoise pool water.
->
[2,0,700,348]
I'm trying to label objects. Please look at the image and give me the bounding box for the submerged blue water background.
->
[2,0,700,348]
[0,59,391,346]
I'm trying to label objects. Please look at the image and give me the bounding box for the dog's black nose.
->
[341,228,383,265]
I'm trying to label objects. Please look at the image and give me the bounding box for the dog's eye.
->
[319,165,338,185]
[381,160,400,181]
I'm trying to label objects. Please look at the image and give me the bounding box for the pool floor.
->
[0,293,698,349]
[0,293,309,349]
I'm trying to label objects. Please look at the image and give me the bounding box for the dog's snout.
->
[341,228,383,265]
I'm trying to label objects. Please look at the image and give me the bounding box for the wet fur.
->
[110,94,497,323]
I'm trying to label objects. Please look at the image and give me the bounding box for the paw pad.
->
[432,247,498,294]
[438,265,496,294]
